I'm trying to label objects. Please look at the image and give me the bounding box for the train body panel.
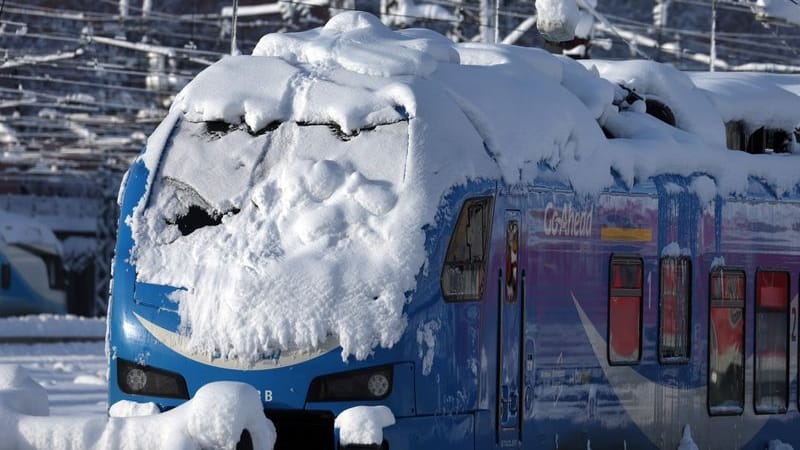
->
[109,151,800,449]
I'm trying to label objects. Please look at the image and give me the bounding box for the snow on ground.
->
[129,11,800,369]
[0,363,275,450]
[0,340,106,416]
[0,315,105,340]
[0,315,112,416]
[0,316,276,449]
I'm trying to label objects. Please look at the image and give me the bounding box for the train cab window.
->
[441,197,493,302]
[659,257,691,363]
[608,255,643,364]
[754,270,789,414]
[708,268,745,415]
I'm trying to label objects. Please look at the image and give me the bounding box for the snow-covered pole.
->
[231,0,239,56]
[710,0,717,72]
[653,0,671,61]
[494,0,500,44]
[142,0,151,18]
[480,0,492,43]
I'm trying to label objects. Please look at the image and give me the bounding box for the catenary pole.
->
[710,0,717,71]
[231,0,239,55]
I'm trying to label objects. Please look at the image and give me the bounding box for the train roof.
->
[0,211,61,255]
[164,12,800,196]
[131,11,800,365]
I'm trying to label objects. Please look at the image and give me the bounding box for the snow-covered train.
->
[107,12,800,450]
[0,211,66,316]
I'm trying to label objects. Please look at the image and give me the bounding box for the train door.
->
[496,208,525,446]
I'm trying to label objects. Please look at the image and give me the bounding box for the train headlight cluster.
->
[307,366,393,402]
[117,359,190,399]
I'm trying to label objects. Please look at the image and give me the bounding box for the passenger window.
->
[609,255,643,365]
[660,257,691,363]
[441,197,493,302]
[708,268,745,415]
[755,270,789,414]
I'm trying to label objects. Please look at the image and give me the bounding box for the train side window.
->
[754,270,789,414]
[441,197,493,302]
[659,257,691,363]
[608,255,643,365]
[708,268,745,415]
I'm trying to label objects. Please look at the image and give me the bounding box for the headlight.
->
[117,359,189,399]
[307,366,393,402]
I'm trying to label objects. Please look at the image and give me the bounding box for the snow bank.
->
[334,405,395,446]
[0,365,275,450]
[0,365,49,417]
[0,315,105,338]
[131,11,800,366]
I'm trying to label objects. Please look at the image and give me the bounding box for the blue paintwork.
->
[109,137,800,449]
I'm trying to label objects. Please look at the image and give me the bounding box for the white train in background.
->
[0,211,66,316]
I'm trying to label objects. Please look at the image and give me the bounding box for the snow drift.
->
[0,364,275,450]
[130,11,800,366]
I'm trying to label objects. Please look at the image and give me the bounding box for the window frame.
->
[658,256,692,365]
[440,196,494,302]
[607,254,644,366]
[707,267,746,416]
[753,269,790,415]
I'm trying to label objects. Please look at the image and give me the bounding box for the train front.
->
[107,13,465,450]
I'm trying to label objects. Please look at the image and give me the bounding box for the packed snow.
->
[108,400,160,418]
[129,11,800,366]
[334,405,395,446]
[0,364,275,450]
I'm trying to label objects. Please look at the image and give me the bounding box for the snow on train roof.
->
[131,11,800,365]
[0,211,61,254]
[689,72,800,132]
